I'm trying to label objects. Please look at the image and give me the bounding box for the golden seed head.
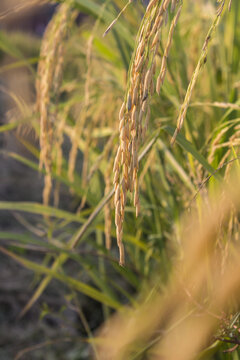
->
[113,0,180,265]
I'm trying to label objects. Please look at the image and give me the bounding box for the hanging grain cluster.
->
[36,1,74,206]
[113,0,183,265]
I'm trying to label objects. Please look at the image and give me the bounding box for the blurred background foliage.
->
[0,0,239,359]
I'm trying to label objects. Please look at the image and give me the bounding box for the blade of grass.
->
[164,125,222,180]
[0,201,85,223]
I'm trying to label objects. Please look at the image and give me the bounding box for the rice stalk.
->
[191,101,240,111]
[67,38,91,184]
[208,121,240,165]
[88,133,117,182]
[67,107,86,183]
[53,108,69,208]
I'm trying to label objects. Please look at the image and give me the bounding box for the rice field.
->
[0,0,240,359]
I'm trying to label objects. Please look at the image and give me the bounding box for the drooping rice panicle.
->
[171,0,226,145]
[36,1,74,206]
[113,0,183,265]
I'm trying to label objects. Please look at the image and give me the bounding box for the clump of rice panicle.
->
[113,0,183,265]
[36,1,74,206]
